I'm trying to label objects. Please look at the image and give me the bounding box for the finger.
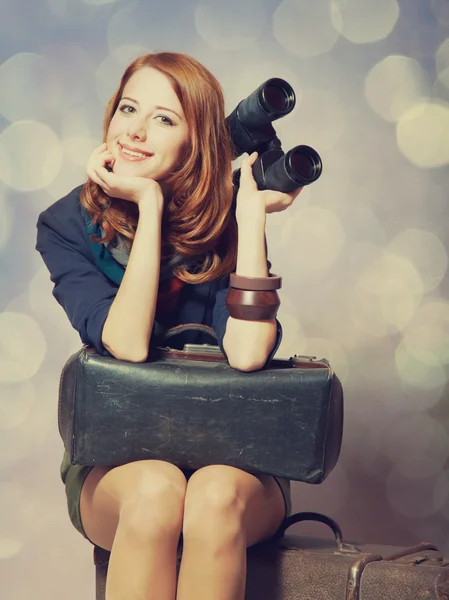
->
[86,167,107,189]
[96,163,114,186]
[248,151,258,166]
[91,143,107,157]
[100,151,114,166]
[87,148,111,168]
[87,158,113,188]
[91,151,114,172]
[239,153,258,189]
[87,163,109,187]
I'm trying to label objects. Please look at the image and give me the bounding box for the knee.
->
[115,460,187,538]
[182,466,245,539]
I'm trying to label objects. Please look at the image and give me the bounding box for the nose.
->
[127,117,147,141]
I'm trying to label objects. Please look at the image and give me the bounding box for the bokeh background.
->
[1,0,449,597]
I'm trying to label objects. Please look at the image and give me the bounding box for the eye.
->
[119,104,135,114]
[157,115,174,126]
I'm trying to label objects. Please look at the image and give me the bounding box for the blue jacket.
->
[35,185,282,365]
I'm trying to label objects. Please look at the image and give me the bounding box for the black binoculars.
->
[225,78,322,194]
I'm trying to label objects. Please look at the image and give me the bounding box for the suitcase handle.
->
[157,323,218,345]
[273,511,346,548]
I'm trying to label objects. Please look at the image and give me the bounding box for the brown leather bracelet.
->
[226,288,280,321]
[230,272,282,291]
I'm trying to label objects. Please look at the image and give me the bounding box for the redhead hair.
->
[81,52,237,284]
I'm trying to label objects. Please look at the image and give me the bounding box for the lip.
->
[118,142,153,161]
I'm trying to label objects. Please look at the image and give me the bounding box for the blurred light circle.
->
[96,45,153,106]
[0,422,32,469]
[365,55,430,122]
[0,537,23,560]
[396,100,449,168]
[0,53,62,122]
[436,38,449,90]
[0,481,25,557]
[355,253,423,333]
[0,190,12,253]
[195,0,267,51]
[45,158,89,202]
[62,136,98,168]
[281,206,346,279]
[402,300,449,366]
[383,413,449,479]
[274,0,340,58]
[0,121,62,192]
[0,312,47,383]
[331,0,399,44]
[0,381,35,430]
[395,339,447,391]
[387,229,447,292]
[346,242,383,278]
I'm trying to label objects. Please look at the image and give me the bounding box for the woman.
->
[36,52,301,600]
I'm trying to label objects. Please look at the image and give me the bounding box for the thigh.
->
[184,465,286,548]
[79,460,193,551]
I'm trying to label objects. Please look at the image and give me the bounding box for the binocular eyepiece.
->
[226,78,322,193]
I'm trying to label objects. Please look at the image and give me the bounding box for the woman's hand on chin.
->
[86,143,164,210]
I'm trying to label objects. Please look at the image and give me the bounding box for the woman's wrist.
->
[235,215,268,277]
[236,205,266,229]
[138,192,164,220]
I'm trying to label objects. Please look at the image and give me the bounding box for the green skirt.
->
[61,450,292,545]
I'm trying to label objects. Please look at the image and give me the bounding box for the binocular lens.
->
[264,83,293,113]
[290,148,319,180]
[260,78,296,117]
[287,145,322,185]
[263,145,322,192]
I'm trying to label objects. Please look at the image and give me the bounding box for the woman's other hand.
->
[235,152,303,223]
[86,143,164,210]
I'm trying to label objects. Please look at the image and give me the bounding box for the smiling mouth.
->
[118,143,153,160]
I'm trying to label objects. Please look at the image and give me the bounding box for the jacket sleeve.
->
[36,209,117,356]
[212,282,283,369]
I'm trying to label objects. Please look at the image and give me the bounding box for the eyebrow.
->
[120,96,183,121]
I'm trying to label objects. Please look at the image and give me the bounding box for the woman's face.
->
[106,67,190,189]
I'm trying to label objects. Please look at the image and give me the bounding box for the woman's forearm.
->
[101,199,162,362]
[223,216,278,371]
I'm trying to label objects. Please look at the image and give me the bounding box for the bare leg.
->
[176,465,285,600]
[105,505,182,600]
[177,504,247,600]
[79,460,188,600]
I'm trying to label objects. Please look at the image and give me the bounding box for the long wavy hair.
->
[81,52,237,284]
